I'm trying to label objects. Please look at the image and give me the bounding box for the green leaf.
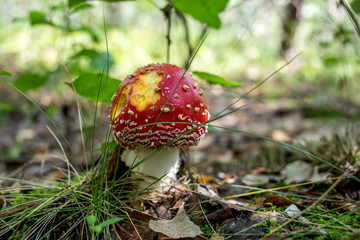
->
[322,56,341,66]
[88,217,124,233]
[14,74,48,91]
[98,217,124,227]
[173,0,229,28]
[90,225,102,233]
[65,73,121,103]
[71,49,114,70]
[29,11,53,26]
[96,0,136,2]
[91,52,114,71]
[0,70,12,76]
[86,215,97,225]
[69,0,135,8]
[69,27,99,42]
[68,0,86,8]
[0,103,15,113]
[71,49,100,59]
[51,3,67,11]
[50,2,67,11]
[45,105,59,116]
[351,0,360,14]
[70,3,94,13]
[98,140,117,152]
[193,71,242,87]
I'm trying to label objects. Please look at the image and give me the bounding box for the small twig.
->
[112,223,122,240]
[176,10,208,68]
[116,221,131,238]
[175,11,193,67]
[162,4,172,63]
[198,234,211,240]
[198,198,215,234]
[125,211,142,240]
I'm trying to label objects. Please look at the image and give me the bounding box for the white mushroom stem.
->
[121,148,180,190]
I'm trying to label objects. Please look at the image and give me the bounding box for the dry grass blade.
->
[46,125,78,185]
[125,211,143,240]
[60,58,88,168]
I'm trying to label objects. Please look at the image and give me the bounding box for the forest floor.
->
[0,84,359,239]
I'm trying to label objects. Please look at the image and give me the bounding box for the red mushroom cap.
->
[110,63,209,149]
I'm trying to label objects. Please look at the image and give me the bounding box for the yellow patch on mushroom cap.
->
[129,70,162,111]
[111,85,130,120]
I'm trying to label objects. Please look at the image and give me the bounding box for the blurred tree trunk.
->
[281,0,303,57]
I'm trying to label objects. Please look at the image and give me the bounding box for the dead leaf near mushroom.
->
[149,205,203,239]
[256,195,295,208]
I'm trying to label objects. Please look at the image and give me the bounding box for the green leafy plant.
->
[173,0,229,29]
[193,71,242,87]
[65,73,121,103]
[0,70,11,76]
[87,215,125,233]
[29,11,54,26]
[14,74,48,92]
[68,0,136,9]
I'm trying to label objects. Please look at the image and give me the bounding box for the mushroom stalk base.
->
[121,148,180,190]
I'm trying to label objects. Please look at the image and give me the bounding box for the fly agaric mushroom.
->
[110,63,209,189]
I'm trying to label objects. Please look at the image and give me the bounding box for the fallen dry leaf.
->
[210,233,225,240]
[281,160,330,183]
[204,207,233,220]
[261,195,294,207]
[280,160,329,183]
[197,175,216,183]
[241,173,270,186]
[281,160,312,183]
[149,205,203,238]
[271,129,292,142]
